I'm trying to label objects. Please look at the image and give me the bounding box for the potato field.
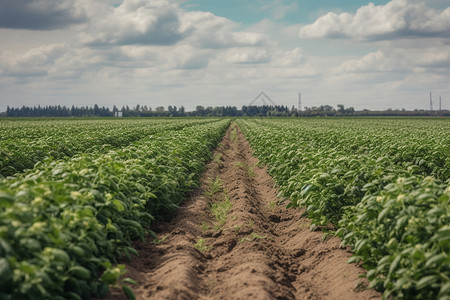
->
[0,118,229,299]
[0,117,448,300]
[238,118,450,299]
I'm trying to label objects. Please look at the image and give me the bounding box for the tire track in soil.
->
[108,123,381,300]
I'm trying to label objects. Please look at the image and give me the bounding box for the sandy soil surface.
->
[108,123,380,300]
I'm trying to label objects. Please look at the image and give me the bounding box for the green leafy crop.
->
[0,119,230,299]
[0,118,217,177]
[238,118,449,299]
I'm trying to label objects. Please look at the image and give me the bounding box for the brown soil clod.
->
[269,214,282,223]
[107,123,381,300]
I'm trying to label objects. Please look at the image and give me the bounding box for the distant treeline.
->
[3,104,449,117]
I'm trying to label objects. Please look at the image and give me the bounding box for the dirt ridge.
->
[109,123,380,300]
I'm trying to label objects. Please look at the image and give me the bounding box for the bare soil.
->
[109,123,381,300]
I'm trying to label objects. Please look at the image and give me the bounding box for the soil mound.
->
[108,123,380,300]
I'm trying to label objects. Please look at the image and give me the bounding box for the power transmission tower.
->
[249,91,277,106]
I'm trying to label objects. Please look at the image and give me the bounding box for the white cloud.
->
[271,47,306,67]
[0,0,271,82]
[333,46,450,75]
[0,0,88,30]
[80,0,184,46]
[0,0,448,112]
[0,44,68,77]
[299,0,450,41]
[333,50,404,74]
[222,48,271,64]
[78,0,268,48]
[169,45,211,69]
[180,11,268,49]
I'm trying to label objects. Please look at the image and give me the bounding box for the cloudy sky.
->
[0,0,449,112]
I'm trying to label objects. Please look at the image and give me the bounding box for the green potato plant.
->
[238,118,449,299]
[0,119,230,299]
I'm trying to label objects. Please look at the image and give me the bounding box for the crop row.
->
[0,118,217,177]
[238,118,450,299]
[0,119,230,299]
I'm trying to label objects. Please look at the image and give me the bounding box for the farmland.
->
[0,118,217,177]
[0,118,229,299]
[0,117,449,300]
[238,118,449,299]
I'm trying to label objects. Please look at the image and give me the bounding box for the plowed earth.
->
[109,124,380,300]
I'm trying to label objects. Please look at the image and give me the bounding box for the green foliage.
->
[230,123,238,142]
[152,235,168,245]
[238,118,450,299]
[233,162,256,178]
[212,153,223,167]
[240,232,267,243]
[194,239,211,252]
[0,118,218,177]
[0,119,230,299]
[210,196,233,230]
[204,177,223,198]
[101,264,137,300]
[200,222,210,232]
[339,178,450,299]
[203,176,232,230]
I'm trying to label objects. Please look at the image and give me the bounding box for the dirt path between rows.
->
[109,123,380,300]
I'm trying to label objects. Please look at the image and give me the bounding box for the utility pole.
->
[298,92,302,117]
[440,96,442,116]
[430,92,433,111]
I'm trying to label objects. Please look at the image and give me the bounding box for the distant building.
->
[115,111,123,117]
